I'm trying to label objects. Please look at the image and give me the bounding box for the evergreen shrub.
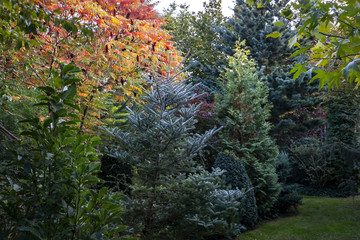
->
[214,151,258,230]
[289,138,333,188]
[273,152,302,214]
[289,138,360,197]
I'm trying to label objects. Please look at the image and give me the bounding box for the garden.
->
[0,0,359,239]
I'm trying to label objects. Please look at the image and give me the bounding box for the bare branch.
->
[319,32,346,39]
[0,124,20,141]
[337,17,356,30]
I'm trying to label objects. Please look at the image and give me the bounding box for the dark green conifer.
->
[214,151,258,229]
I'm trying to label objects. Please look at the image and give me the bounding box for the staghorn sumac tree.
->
[0,0,181,131]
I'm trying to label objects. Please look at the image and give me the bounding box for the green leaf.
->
[16,39,23,50]
[37,86,56,94]
[290,45,311,58]
[311,69,329,89]
[274,21,284,27]
[266,31,282,38]
[62,63,76,75]
[54,9,62,15]
[257,3,264,8]
[19,226,44,240]
[62,84,77,100]
[64,77,81,85]
[290,64,307,80]
[54,77,63,88]
[281,9,293,18]
[30,39,40,47]
[61,20,73,33]
[63,100,80,110]
[245,0,255,6]
[3,0,12,11]
[90,136,102,142]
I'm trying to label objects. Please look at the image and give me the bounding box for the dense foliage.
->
[214,151,258,229]
[287,0,360,89]
[163,0,227,92]
[0,0,181,132]
[107,66,246,239]
[217,0,294,72]
[1,0,359,239]
[0,64,124,239]
[216,44,281,216]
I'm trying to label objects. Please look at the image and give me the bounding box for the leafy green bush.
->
[214,151,258,229]
[289,139,333,188]
[289,138,360,197]
[0,64,125,239]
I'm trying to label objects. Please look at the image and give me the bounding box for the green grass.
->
[238,195,360,240]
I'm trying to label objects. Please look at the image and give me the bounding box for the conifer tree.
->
[107,62,241,238]
[263,65,324,147]
[217,0,294,72]
[216,43,281,216]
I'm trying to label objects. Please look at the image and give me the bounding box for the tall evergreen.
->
[263,65,324,147]
[216,43,280,216]
[216,0,294,72]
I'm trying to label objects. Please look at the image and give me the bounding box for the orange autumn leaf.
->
[2,0,182,132]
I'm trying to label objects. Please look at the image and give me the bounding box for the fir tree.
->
[107,63,233,238]
[216,43,281,216]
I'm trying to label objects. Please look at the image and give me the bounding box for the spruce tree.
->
[263,65,324,147]
[216,0,294,72]
[216,43,281,216]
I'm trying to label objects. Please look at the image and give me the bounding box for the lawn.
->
[238,195,360,240]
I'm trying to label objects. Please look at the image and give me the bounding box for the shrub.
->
[289,139,334,188]
[137,168,245,240]
[214,151,258,229]
[0,64,125,239]
[273,184,302,214]
[289,138,360,197]
[272,151,303,214]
